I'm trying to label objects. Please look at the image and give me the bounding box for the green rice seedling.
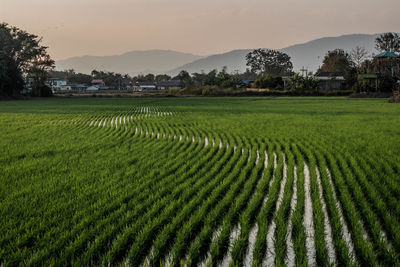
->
[273,142,295,266]
[290,143,307,266]
[298,144,330,266]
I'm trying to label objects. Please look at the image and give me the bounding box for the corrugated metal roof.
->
[374,51,399,58]
[315,72,344,77]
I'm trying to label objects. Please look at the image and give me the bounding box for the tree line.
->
[1,22,399,97]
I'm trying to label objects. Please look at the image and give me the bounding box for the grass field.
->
[1,97,400,266]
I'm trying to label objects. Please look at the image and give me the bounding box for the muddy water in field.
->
[247,148,252,163]
[261,153,277,208]
[255,150,260,165]
[199,226,222,267]
[220,225,241,267]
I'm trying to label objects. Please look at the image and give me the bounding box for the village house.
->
[358,51,399,91]
[47,78,67,92]
[91,79,105,87]
[314,72,345,90]
[121,78,135,89]
[69,84,87,92]
[137,81,157,91]
[157,80,181,90]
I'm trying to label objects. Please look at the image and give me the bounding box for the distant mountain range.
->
[55,50,203,76]
[56,33,382,76]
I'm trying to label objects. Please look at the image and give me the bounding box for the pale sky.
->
[2,0,399,60]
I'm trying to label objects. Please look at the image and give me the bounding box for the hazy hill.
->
[282,33,379,73]
[168,34,380,75]
[56,34,382,76]
[56,50,204,75]
[167,49,252,76]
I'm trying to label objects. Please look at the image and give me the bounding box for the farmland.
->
[0,97,400,266]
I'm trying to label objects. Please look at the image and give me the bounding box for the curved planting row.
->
[1,105,399,267]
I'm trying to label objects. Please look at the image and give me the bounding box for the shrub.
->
[254,75,284,89]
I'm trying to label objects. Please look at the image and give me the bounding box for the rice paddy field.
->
[1,97,400,267]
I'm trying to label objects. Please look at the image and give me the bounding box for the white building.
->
[47,79,67,91]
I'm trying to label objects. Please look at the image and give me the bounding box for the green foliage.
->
[246,49,294,76]
[49,70,93,85]
[375,32,400,53]
[0,56,24,96]
[378,74,396,92]
[155,74,171,83]
[91,70,124,88]
[288,73,319,92]
[0,23,53,97]
[319,49,353,73]
[344,67,358,90]
[174,70,193,88]
[191,68,242,88]
[254,75,284,89]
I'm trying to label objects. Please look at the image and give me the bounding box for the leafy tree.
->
[144,73,155,82]
[0,23,53,97]
[319,49,353,73]
[174,70,193,88]
[91,70,100,78]
[135,74,146,82]
[192,71,207,86]
[246,49,293,76]
[204,70,218,86]
[26,55,55,96]
[155,74,171,83]
[241,69,258,80]
[375,33,400,53]
[191,67,243,88]
[0,56,24,96]
[90,70,126,89]
[67,72,92,85]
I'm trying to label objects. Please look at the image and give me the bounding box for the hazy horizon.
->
[53,33,382,60]
[2,0,399,60]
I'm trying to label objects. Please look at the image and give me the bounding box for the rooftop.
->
[315,72,344,77]
[374,51,399,58]
[157,80,181,87]
[91,79,104,84]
